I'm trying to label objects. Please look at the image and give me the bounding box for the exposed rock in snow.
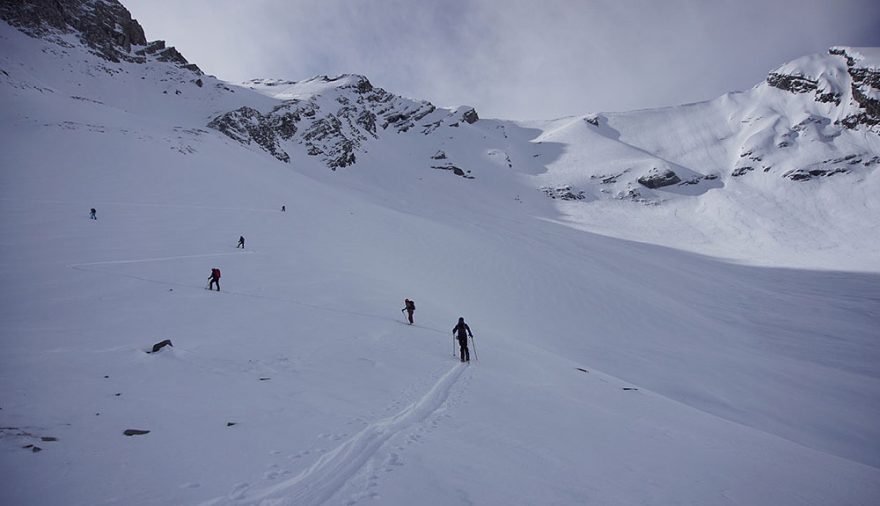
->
[461,107,479,124]
[766,72,820,94]
[637,168,681,188]
[150,339,173,353]
[432,164,474,179]
[541,186,586,200]
[214,75,483,169]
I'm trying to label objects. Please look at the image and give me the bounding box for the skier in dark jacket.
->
[453,317,472,362]
[208,268,221,291]
[237,235,245,249]
[403,299,415,324]
[89,208,97,220]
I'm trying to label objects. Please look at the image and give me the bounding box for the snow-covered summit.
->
[766,46,880,130]
[242,74,376,100]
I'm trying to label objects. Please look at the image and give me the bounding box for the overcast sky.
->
[125,0,880,120]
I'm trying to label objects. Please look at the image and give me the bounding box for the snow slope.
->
[1,4,880,505]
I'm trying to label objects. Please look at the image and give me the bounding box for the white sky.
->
[124,0,880,120]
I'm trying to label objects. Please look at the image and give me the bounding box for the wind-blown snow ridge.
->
[202,364,468,506]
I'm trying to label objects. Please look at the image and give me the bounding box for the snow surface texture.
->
[1,4,879,505]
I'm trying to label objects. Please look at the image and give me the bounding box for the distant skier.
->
[237,235,245,249]
[89,208,97,220]
[403,299,416,325]
[453,317,473,362]
[208,268,221,291]
[281,205,286,212]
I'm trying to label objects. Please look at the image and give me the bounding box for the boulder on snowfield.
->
[637,169,681,189]
[150,339,173,353]
[123,429,150,436]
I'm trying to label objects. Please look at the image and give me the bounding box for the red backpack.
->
[212,268,221,279]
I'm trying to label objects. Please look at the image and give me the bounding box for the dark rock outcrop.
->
[1,0,201,72]
[150,339,173,353]
[432,165,474,179]
[123,429,150,436]
[784,168,849,181]
[208,107,294,163]
[841,60,880,128]
[637,169,681,189]
[135,39,199,72]
[541,186,585,201]
[461,108,479,124]
[767,73,818,94]
[1,0,146,60]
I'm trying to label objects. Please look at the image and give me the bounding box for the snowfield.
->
[1,9,880,506]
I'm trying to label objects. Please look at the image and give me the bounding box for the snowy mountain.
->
[5,0,876,269]
[218,43,879,269]
[1,1,879,505]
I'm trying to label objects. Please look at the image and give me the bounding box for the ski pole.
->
[470,335,478,361]
[452,335,456,358]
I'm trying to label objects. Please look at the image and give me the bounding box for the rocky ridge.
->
[0,0,200,72]
[210,75,479,169]
[767,47,879,131]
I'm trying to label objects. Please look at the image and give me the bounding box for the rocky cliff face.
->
[833,48,880,129]
[0,0,200,72]
[767,47,879,131]
[210,75,479,169]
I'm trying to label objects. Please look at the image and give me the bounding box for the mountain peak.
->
[765,46,879,130]
[242,74,375,101]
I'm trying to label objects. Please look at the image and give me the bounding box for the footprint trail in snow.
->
[201,363,468,506]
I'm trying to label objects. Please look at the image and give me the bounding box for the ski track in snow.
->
[200,363,469,506]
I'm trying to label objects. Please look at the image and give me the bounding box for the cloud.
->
[125,0,880,120]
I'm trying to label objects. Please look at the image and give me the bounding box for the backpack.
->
[407,300,415,310]
[212,268,221,279]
